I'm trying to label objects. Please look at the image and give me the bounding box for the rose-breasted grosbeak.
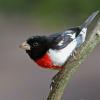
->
[20,11,99,70]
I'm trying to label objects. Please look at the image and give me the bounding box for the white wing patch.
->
[67,33,76,39]
[58,40,64,46]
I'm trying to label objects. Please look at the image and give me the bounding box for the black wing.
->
[48,27,81,50]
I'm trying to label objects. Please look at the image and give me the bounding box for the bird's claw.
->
[71,50,77,60]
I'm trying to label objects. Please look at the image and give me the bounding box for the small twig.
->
[47,19,100,100]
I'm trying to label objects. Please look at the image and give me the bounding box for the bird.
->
[20,11,99,70]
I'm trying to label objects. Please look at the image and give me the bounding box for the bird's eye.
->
[33,42,39,46]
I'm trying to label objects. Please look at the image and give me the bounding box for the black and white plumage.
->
[20,10,99,69]
[47,27,86,66]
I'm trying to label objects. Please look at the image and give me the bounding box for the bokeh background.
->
[0,0,100,100]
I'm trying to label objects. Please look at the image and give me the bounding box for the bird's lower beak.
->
[19,41,30,50]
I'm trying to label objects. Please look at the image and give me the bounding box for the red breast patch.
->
[35,53,62,69]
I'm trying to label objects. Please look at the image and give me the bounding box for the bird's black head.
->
[20,36,50,60]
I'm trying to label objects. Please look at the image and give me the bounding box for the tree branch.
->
[47,19,100,100]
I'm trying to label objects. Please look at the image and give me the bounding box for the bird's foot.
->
[71,50,77,60]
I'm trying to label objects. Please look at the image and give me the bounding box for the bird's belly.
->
[48,39,77,66]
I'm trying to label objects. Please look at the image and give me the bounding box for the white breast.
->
[47,39,77,66]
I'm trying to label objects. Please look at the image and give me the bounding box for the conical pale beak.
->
[19,41,30,50]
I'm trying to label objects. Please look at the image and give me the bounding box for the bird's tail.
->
[80,10,99,29]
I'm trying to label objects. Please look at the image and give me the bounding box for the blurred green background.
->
[0,1,100,100]
[0,0,99,28]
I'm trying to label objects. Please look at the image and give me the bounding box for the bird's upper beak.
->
[19,41,30,50]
